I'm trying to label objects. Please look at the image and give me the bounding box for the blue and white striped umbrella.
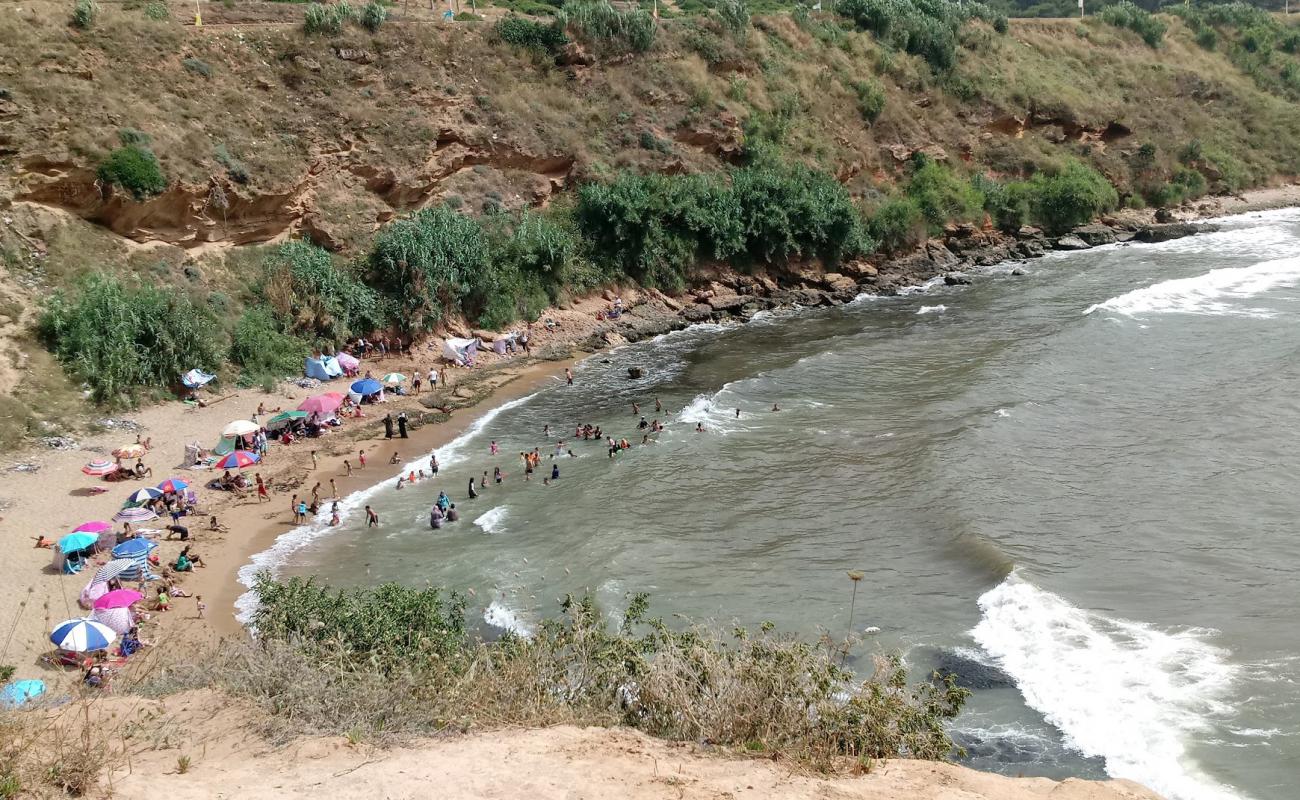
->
[49,618,116,652]
[113,507,157,523]
[93,558,138,584]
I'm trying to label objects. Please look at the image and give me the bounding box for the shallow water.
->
[263,208,1300,800]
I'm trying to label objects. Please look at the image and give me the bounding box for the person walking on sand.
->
[359,449,367,469]
[429,367,438,389]
[344,460,353,477]
[311,483,321,506]
[329,478,338,498]
[256,473,269,503]
[311,450,318,470]
[290,494,299,523]
[565,368,573,385]
[398,412,408,439]
[365,505,379,527]
[384,413,394,439]
[412,373,422,395]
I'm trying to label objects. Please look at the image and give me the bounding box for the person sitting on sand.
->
[119,627,142,658]
[390,451,400,465]
[33,535,52,549]
[208,516,228,533]
[84,664,108,689]
[154,587,170,612]
[134,460,153,478]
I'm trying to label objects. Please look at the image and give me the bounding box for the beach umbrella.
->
[351,378,382,396]
[266,410,308,430]
[82,459,119,476]
[93,589,143,610]
[181,369,215,388]
[222,419,260,438]
[93,559,137,583]
[57,532,99,554]
[50,619,116,652]
[113,506,157,523]
[215,450,260,470]
[156,478,189,494]
[112,444,147,459]
[336,352,360,371]
[298,394,343,414]
[1,680,46,709]
[91,607,134,636]
[381,372,406,386]
[124,487,163,505]
[79,578,109,610]
[111,538,156,560]
[73,521,112,534]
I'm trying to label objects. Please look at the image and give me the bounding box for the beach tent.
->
[212,436,237,457]
[442,337,480,365]
[181,369,215,389]
[1,680,45,709]
[322,355,343,377]
[304,356,331,381]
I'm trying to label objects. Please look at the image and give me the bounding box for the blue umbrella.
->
[1,680,45,708]
[111,538,156,559]
[351,378,382,396]
[50,619,116,652]
[124,487,163,505]
[58,532,99,553]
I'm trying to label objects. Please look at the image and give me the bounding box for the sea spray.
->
[972,573,1245,800]
[234,392,539,624]
[474,505,508,534]
[1083,255,1300,319]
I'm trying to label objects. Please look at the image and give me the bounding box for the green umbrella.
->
[266,410,308,429]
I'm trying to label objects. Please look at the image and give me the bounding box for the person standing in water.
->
[772,403,781,411]
[365,505,379,527]
[565,368,573,385]
[735,408,741,418]
[490,440,499,455]
[551,463,559,481]
[655,397,662,413]
[468,477,478,499]
[430,453,439,475]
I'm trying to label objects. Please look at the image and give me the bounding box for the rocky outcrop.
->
[1134,222,1220,243]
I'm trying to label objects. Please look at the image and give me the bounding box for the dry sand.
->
[100,694,1162,800]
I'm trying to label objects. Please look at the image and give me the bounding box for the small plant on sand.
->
[304,2,352,35]
[175,755,191,774]
[143,0,168,20]
[71,0,98,29]
[182,57,212,78]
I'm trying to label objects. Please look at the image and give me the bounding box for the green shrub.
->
[474,210,581,328]
[262,241,386,341]
[1144,182,1185,208]
[1023,161,1118,233]
[496,15,568,53]
[904,161,984,231]
[304,1,351,35]
[1099,1,1166,47]
[732,165,872,265]
[716,0,750,37]
[143,0,168,20]
[558,0,656,54]
[214,144,250,185]
[369,205,492,331]
[97,144,167,200]
[223,576,970,763]
[359,0,386,31]
[973,173,1028,231]
[181,57,212,78]
[230,307,309,385]
[38,274,224,405]
[72,0,98,29]
[1171,167,1207,199]
[852,78,886,122]
[867,196,924,252]
[1195,26,1217,50]
[836,0,1001,71]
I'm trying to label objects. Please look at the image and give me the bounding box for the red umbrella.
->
[216,450,260,470]
[156,478,190,494]
[93,589,144,610]
[298,394,344,414]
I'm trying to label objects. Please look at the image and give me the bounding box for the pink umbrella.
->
[73,521,112,534]
[91,606,134,635]
[336,352,360,371]
[298,394,344,414]
[82,460,119,477]
[94,589,144,610]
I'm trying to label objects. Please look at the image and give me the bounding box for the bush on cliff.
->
[260,241,386,342]
[558,0,656,54]
[904,160,985,231]
[1022,161,1118,233]
[230,307,309,386]
[836,0,1004,71]
[1099,1,1166,47]
[496,15,568,54]
[38,275,223,406]
[166,575,970,764]
[369,205,493,330]
[97,138,167,201]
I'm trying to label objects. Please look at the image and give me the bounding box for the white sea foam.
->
[474,506,508,534]
[484,600,532,635]
[898,275,947,295]
[1083,255,1300,319]
[917,304,947,315]
[995,408,1011,418]
[676,383,751,434]
[234,393,538,624]
[972,573,1246,800]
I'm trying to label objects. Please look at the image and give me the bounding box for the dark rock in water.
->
[627,367,643,380]
[1053,234,1092,251]
[1133,222,1220,243]
[1154,207,1176,223]
[1015,240,1046,259]
[1011,267,1026,276]
[1071,223,1117,247]
[932,649,1015,690]
[944,273,972,286]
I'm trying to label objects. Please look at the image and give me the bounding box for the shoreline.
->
[3,189,1297,683]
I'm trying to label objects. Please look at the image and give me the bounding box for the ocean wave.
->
[972,573,1245,800]
[1083,255,1300,319]
[474,505,508,534]
[675,384,752,434]
[917,304,947,315]
[898,275,947,295]
[484,600,532,635]
[234,393,539,624]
